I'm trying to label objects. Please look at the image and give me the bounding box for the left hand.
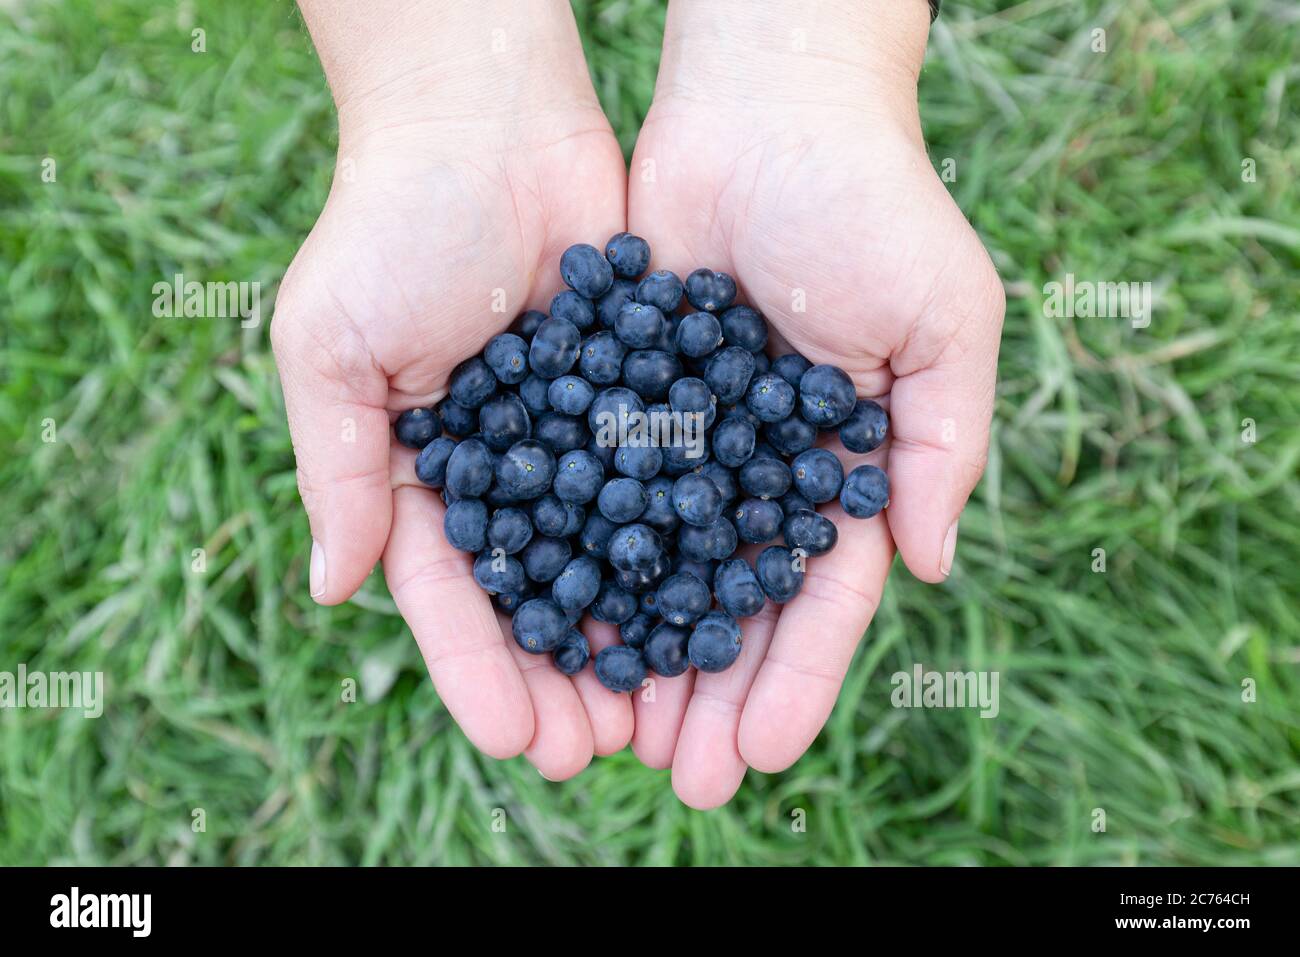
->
[625,0,1005,806]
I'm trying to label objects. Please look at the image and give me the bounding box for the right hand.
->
[271,5,631,778]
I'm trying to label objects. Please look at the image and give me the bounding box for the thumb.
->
[886,262,1004,583]
[271,287,392,605]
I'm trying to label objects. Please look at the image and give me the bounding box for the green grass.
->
[1,0,1298,865]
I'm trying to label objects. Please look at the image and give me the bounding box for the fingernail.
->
[309,539,327,598]
[940,521,959,578]
[537,767,554,782]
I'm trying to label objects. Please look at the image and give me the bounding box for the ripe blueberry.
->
[839,464,890,519]
[790,447,844,504]
[415,436,457,488]
[688,612,743,673]
[745,372,797,423]
[672,471,724,527]
[450,356,497,409]
[676,311,724,358]
[594,646,647,693]
[732,497,785,544]
[560,243,615,299]
[782,508,838,556]
[635,269,684,313]
[720,305,767,351]
[445,438,494,498]
[643,622,692,677]
[605,232,651,278]
[443,499,488,553]
[528,317,581,379]
[655,572,712,626]
[798,364,857,427]
[552,629,591,676]
[395,407,441,449]
[552,555,602,611]
[487,507,534,554]
[598,477,648,523]
[553,449,604,504]
[684,268,737,312]
[839,398,889,453]
[512,598,569,654]
[712,558,766,618]
[495,439,556,499]
[756,546,804,602]
[484,333,530,385]
[520,535,572,583]
[549,290,596,331]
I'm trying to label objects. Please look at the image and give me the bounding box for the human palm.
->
[626,97,1004,806]
[272,108,633,778]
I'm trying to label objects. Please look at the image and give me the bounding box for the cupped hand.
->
[271,49,630,779]
[625,1,1005,806]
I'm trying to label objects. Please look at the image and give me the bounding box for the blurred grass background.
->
[1,0,1298,865]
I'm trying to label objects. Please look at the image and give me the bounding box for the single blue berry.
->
[684,268,737,312]
[528,316,581,379]
[745,372,797,423]
[782,508,838,556]
[688,612,743,673]
[487,507,534,554]
[840,464,890,519]
[549,290,596,331]
[839,398,889,453]
[655,572,712,627]
[732,497,785,544]
[495,439,556,499]
[415,437,457,488]
[484,333,530,385]
[756,546,804,602]
[443,499,488,553]
[790,447,844,504]
[552,629,591,676]
[676,311,724,357]
[643,622,692,677]
[553,449,604,504]
[712,559,766,618]
[512,598,569,654]
[395,407,441,449]
[720,305,767,351]
[594,646,647,693]
[604,232,651,279]
[478,393,532,452]
[560,243,614,299]
[548,375,596,416]
[798,364,857,427]
[635,269,684,313]
[450,356,497,409]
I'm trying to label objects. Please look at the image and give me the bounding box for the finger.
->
[383,486,534,759]
[738,477,894,774]
[670,601,779,809]
[570,619,635,756]
[271,296,391,605]
[505,627,595,781]
[631,665,694,770]
[887,263,1004,582]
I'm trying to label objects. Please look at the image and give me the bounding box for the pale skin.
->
[274,0,1004,803]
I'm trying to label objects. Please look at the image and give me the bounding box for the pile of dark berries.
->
[393,234,889,693]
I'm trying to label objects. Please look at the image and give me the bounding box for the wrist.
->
[298,0,602,149]
[656,0,929,130]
